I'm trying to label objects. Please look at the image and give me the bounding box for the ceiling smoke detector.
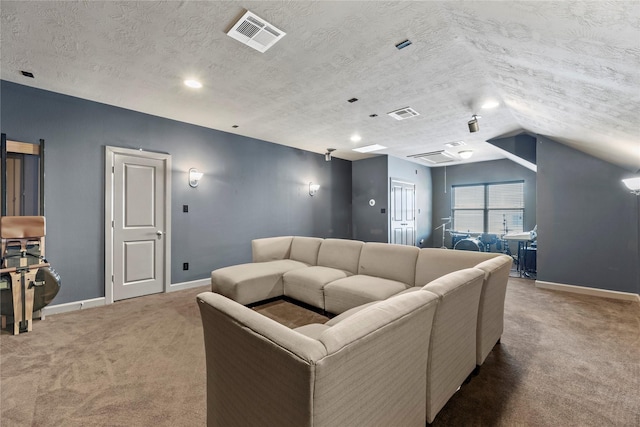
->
[387,107,420,121]
[227,11,286,53]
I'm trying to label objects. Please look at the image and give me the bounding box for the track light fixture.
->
[468,115,480,133]
[325,148,336,161]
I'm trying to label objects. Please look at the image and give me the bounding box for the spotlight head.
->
[468,115,480,133]
[325,148,336,161]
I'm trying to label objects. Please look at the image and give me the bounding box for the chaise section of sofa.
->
[210,236,322,305]
[197,289,439,427]
[323,242,419,314]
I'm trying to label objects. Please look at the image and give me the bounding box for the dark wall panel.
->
[352,156,388,242]
[1,81,352,304]
[536,136,638,294]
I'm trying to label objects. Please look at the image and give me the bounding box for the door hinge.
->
[111,275,114,282]
[111,220,114,227]
[112,166,114,173]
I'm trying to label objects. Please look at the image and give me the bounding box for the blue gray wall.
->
[536,136,639,294]
[430,159,537,248]
[352,156,388,242]
[1,81,353,304]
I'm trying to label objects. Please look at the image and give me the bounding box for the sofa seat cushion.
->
[211,259,308,305]
[292,323,330,340]
[283,266,349,309]
[323,275,409,314]
[325,301,377,326]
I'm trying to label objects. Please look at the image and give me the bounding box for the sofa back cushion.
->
[290,236,324,265]
[415,248,498,286]
[357,242,419,286]
[252,236,293,262]
[317,238,365,274]
[420,267,485,422]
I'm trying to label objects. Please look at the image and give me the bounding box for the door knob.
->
[156,230,164,236]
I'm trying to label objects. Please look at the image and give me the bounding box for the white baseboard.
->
[42,297,106,317]
[168,278,210,292]
[40,279,209,318]
[535,280,640,303]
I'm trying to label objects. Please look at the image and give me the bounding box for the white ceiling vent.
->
[227,11,286,53]
[387,107,420,120]
[408,150,456,164]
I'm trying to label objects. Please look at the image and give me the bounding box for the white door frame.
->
[104,146,172,304]
[389,178,417,246]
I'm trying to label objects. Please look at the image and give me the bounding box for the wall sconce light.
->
[468,115,480,133]
[189,168,203,188]
[458,150,474,159]
[309,182,320,196]
[622,177,640,195]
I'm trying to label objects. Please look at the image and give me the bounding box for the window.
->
[452,181,524,234]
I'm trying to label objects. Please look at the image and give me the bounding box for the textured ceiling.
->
[1,1,639,171]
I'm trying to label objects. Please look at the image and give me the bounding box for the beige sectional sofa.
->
[208,236,513,424]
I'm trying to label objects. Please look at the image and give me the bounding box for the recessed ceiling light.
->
[20,71,34,78]
[184,79,202,89]
[350,134,362,143]
[347,98,359,103]
[353,144,387,153]
[481,100,499,109]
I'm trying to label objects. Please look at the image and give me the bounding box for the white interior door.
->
[105,147,171,302]
[390,179,416,246]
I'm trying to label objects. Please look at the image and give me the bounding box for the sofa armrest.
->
[198,292,326,362]
[197,292,326,427]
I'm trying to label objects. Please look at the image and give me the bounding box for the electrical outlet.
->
[183,205,188,213]
[183,262,189,270]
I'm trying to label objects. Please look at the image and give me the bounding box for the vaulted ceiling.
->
[2,1,639,171]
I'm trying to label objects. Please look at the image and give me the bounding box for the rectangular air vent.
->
[227,11,286,53]
[408,150,456,164]
[388,107,420,120]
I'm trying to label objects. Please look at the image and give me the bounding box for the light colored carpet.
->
[1,278,638,426]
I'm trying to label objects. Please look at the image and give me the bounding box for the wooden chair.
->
[0,216,48,334]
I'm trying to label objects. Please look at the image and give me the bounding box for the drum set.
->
[435,217,511,255]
